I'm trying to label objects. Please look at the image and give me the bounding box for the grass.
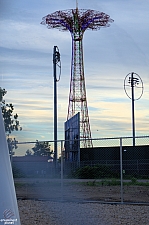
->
[83,178,149,187]
[14,177,149,188]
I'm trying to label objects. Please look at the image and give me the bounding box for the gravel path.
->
[18,200,149,225]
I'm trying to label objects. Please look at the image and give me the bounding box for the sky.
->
[0,0,149,146]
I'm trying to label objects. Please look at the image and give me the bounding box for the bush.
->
[74,165,116,179]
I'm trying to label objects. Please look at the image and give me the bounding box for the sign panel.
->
[64,113,80,161]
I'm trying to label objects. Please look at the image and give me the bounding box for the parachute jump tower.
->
[41,5,113,147]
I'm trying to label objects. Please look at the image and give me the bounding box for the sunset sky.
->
[0,0,149,145]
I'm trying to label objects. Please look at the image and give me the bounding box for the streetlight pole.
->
[53,46,60,166]
[130,72,136,146]
[124,72,143,146]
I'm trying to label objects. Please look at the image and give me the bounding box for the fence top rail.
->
[16,135,149,145]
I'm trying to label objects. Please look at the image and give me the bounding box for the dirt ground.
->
[14,178,149,203]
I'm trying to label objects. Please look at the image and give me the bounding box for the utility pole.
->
[124,72,143,146]
[130,72,136,146]
[53,46,60,166]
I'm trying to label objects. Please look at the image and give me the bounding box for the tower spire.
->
[76,0,78,9]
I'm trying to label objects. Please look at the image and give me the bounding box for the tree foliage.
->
[0,87,22,154]
[0,87,7,102]
[0,88,22,134]
[32,140,53,157]
[7,137,18,156]
[25,149,33,156]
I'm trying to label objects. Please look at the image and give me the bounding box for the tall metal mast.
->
[53,46,60,165]
[124,72,143,146]
[41,6,113,147]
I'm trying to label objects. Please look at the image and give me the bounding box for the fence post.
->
[120,137,124,203]
[61,140,64,201]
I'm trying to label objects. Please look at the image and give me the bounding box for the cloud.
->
[0,0,149,143]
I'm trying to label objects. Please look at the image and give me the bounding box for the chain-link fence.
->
[11,136,149,204]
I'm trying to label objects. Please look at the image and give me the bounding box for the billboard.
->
[64,113,80,162]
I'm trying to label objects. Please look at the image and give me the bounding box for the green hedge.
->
[74,165,118,179]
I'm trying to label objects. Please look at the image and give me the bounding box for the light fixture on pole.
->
[124,72,143,146]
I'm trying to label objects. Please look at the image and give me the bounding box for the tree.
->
[32,140,53,157]
[25,149,33,156]
[0,87,6,102]
[0,88,22,134]
[7,137,18,157]
[0,87,22,155]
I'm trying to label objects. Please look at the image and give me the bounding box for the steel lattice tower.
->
[41,6,113,147]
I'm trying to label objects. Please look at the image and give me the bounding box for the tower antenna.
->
[76,0,78,9]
